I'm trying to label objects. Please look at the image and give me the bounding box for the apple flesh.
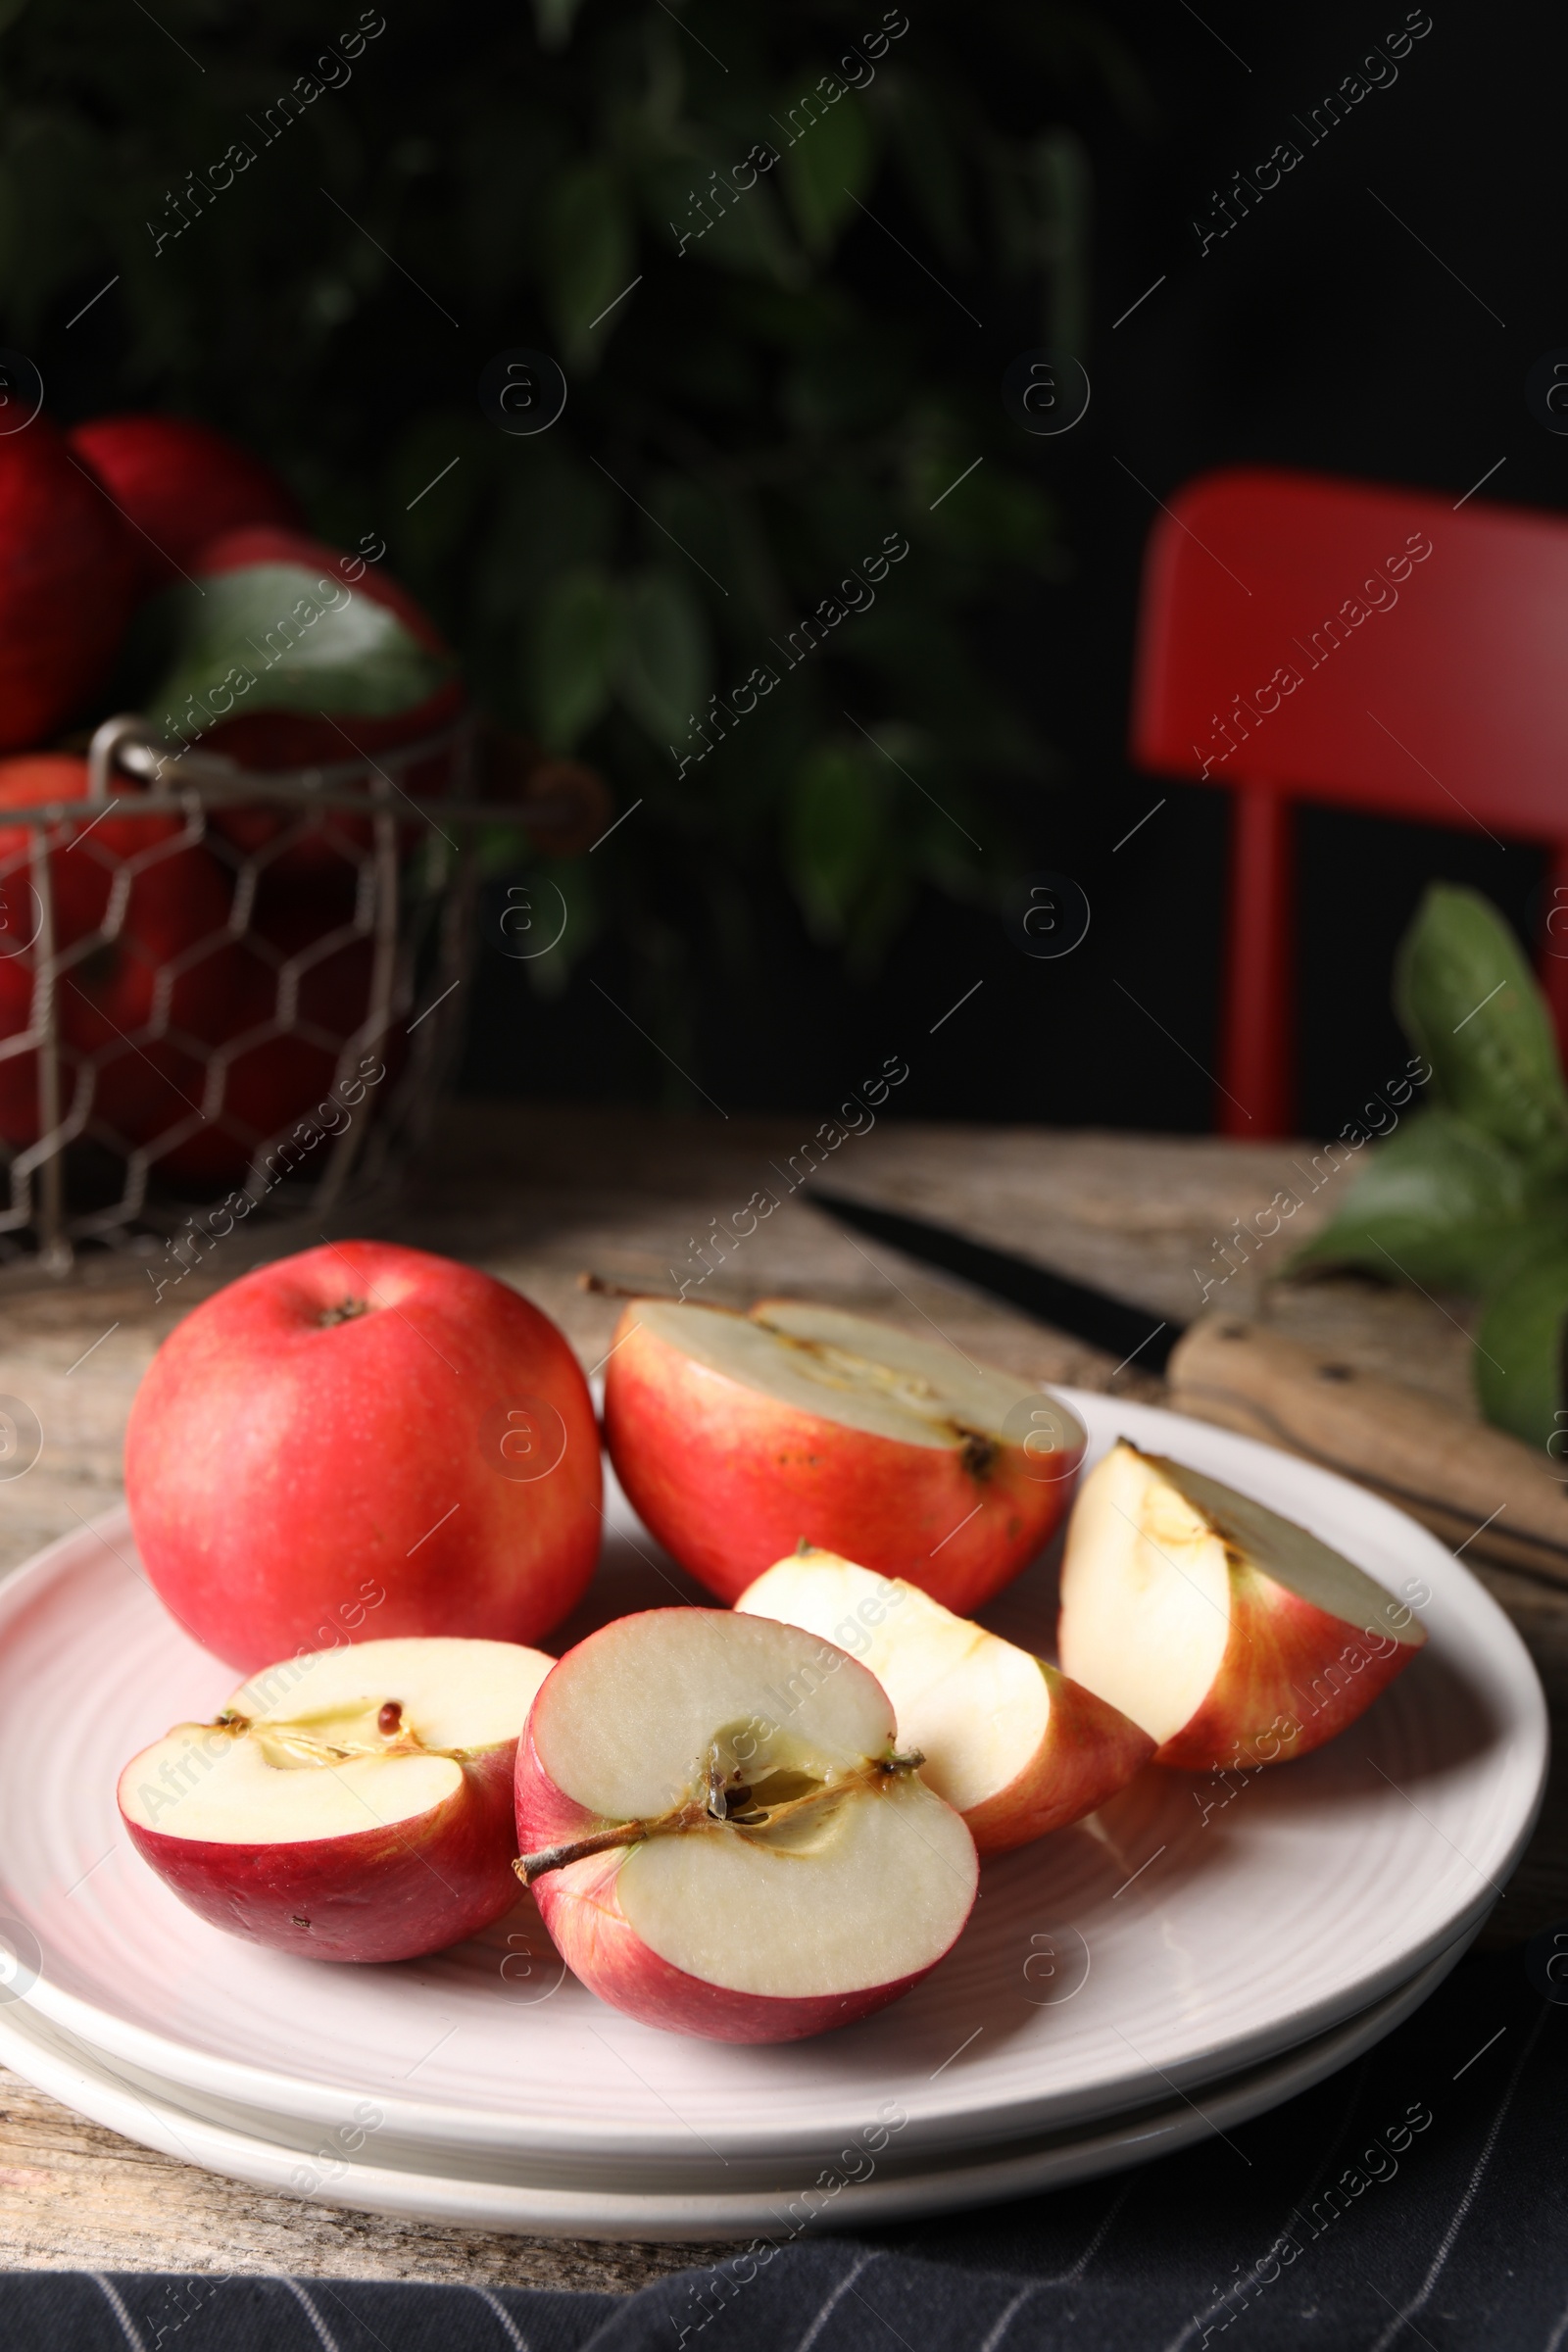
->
[736,1549,1152,1856]
[124,1241,603,1672]
[119,1637,552,1962]
[515,1608,978,2041]
[604,1297,1086,1612]
[1058,1442,1428,1770]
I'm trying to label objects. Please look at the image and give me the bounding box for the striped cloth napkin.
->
[2,1942,1561,2351]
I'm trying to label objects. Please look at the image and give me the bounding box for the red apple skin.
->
[153,883,408,1187]
[119,1741,518,1963]
[182,525,464,881]
[965,1666,1156,1857]
[514,1724,941,2043]
[69,414,302,596]
[603,1309,1080,1611]
[194,523,463,768]
[0,754,238,1153]
[124,1242,603,1671]
[0,416,137,750]
[1143,1572,1421,1773]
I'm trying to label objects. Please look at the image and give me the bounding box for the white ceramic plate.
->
[0,1396,1545,2190]
[0,1932,1478,2238]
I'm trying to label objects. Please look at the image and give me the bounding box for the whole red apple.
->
[0,753,238,1155]
[0,416,136,750]
[152,523,463,879]
[153,880,408,1187]
[178,523,462,769]
[69,413,302,596]
[125,1242,603,1670]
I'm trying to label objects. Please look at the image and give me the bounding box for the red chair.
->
[1129,466,1568,1136]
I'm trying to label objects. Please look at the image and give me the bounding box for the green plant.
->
[0,0,1140,1057]
[1296,885,1568,1449]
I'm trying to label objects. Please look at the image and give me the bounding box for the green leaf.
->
[785,743,891,940]
[614,569,709,745]
[653,155,801,286]
[540,162,633,367]
[475,452,615,634]
[925,463,1055,562]
[387,414,487,577]
[1291,1106,1550,1291]
[777,76,875,256]
[887,79,969,263]
[781,321,914,435]
[1474,1247,1568,1449]
[532,0,587,51]
[529,565,619,752]
[1031,129,1092,352]
[145,564,453,728]
[1396,885,1568,1173]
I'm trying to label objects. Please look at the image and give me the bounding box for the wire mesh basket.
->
[0,710,563,1281]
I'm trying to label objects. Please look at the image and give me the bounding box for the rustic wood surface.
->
[0,1102,1559,2289]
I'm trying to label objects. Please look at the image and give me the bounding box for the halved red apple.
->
[514,1608,978,2041]
[1058,1443,1427,1770]
[604,1298,1085,1612]
[119,1636,553,1962]
[736,1548,1152,1855]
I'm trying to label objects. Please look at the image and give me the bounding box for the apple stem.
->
[513,1816,685,1886]
[514,1751,926,1887]
[318,1297,371,1327]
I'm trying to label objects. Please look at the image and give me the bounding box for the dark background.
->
[466,0,1559,1137]
[14,0,1557,1142]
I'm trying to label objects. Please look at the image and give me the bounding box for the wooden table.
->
[1,1103,1561,2290]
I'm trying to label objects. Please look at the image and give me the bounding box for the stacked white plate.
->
[0,1396,1545,2239]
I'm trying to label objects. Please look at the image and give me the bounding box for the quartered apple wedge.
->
[1058,1442,1428,1770]
[736,1548,1152,1855]
[120,1636,554,1962]
[514,1608,978,2042]
[604,1296,1086,1611]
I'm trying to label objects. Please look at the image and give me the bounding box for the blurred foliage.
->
[0,0,1142,1048]
[1298,888,1568,1450]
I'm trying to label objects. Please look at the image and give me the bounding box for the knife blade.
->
[809,1190,1182,1373]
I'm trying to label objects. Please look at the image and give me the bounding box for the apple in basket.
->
[152,878,408,1187]
[515,1608,978,2041]
[0,416,137,755]
[604,1297,1086,1610]
[142,523,464,878]
[1057,1442,1427,1770]
[124,1242,603,1671]
[69,412,303,597]
[120,1637,552,1961]
[736,1549,1153,1855]
[0,753,239,1155]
